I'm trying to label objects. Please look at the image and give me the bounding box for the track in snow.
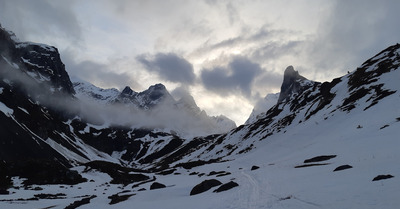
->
[240,171,261,209]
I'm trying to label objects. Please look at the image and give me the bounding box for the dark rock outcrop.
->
[65,195,96,209]
[150,182,167,190]
[108,193,135,205]
[213,181,239,193]
[304,155,336,163]
[333,165,353,172]
[251,165,260,171]
[372,174,394,181]
[190,179,222,196]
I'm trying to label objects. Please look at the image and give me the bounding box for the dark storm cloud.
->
[200,56,262,97]
[0,0,81,43]
[136,53,196,85]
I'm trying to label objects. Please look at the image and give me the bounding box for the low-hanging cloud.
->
[0,57,229,137]
[136,53,195,85]
[200,56,262,97]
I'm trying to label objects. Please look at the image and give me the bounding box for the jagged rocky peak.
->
[278,66,311,103]
[140,83,172,102]
[116,83,175,109]
[121,86,136,96]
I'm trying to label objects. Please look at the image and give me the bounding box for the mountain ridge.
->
[71,77,236,136]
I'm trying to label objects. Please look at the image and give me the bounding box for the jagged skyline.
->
[1,0,400,124]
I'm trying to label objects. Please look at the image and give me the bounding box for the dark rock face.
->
[213,181,239,193]
[0,25,83,171]
[190,179,222,196]
[0,26,74,96]
[0,161,11,194]
[150,182,166,190]
[17,42,75,95]
[7,160,86,185]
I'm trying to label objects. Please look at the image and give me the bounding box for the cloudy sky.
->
[1,0,399,124]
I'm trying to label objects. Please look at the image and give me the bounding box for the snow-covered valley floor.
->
[1,101,399,209]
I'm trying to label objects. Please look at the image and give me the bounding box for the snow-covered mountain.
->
[72,77,236,137]
[72,77,120,105]
[1,23,400,208]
